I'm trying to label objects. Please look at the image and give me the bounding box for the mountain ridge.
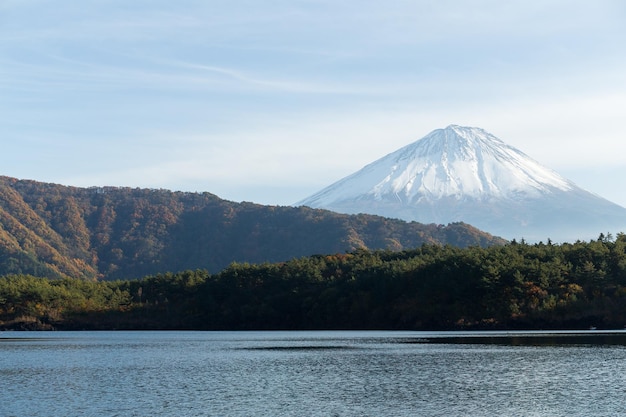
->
[0,175,505,280]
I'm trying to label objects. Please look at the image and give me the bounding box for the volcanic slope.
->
[297,125,626,242]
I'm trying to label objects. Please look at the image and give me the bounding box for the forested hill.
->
[2,236,626,331]
[0,176,505,280]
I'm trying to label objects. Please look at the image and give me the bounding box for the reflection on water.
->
[1,330,626,416]
[402,330,626,346]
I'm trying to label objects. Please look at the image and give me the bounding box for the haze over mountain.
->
[297,125,626,242]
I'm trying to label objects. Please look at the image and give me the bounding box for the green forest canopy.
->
[1,233,625,330]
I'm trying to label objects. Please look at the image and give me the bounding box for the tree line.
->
[2,233,626,330]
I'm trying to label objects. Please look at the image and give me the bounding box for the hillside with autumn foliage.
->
[0,176,505,280]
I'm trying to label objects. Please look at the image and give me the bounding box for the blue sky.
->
[2,1,626,206]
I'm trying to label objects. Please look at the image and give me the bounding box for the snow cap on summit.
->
[299,124,573,206]
[297,125,626,242]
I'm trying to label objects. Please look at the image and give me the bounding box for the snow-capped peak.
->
[299,125,573,208]
[296,125,626,242]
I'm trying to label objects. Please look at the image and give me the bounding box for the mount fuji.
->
[296,125,626,242]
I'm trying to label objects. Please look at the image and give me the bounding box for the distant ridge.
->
[297,125,626,242]
[0,175,505,280]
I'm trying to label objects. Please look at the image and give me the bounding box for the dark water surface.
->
[1,330,626,416]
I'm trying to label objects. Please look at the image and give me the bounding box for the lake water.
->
[2,330,626,416]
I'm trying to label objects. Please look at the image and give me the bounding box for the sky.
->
[2,0,626,207]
